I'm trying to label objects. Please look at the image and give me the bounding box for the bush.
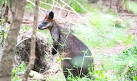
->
[115,45,137,80]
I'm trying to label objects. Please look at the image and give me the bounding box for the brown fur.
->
[38,11,94,80]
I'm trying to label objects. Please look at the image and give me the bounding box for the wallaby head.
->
[38,10,54,30]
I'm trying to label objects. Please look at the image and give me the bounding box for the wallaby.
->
[38,11,94,80]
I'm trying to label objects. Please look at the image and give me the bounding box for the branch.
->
[40,0,74,13]
[27,0,74,24]
[22,0,39,81]
[60,0,108,38]
[27,0,44,15]
[75,0,88,12]
[50,0,55,11]
[28,0,108,38]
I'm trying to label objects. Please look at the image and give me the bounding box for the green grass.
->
[82,44,137,81]
[72,24,134,48]
[71,11,134,47]
[125,1,137,14]
[102,45,137,81]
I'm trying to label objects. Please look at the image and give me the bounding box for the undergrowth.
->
[99,44,137,81]
[12,62,26,81]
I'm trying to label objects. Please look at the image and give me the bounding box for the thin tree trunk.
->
[22,0,39,81]
[3,0,9,23]
[4,6,9,23]
[0,0,26,81]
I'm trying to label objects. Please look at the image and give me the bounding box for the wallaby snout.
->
[38,21,48,30]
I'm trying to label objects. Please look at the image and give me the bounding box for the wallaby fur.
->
[38,11,94,80]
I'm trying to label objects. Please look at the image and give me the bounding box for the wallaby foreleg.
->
[52,42,58,55]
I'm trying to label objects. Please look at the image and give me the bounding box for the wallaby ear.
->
[48,11,54,19]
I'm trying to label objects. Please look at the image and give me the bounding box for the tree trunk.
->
[2,0,9,23]
[4,6,9,23]
[22,0,39,81]
[0,0,26,81]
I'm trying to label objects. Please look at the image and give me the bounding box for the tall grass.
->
[72,11,134,47]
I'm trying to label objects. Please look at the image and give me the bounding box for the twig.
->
[121,65,129,79]
[22,0,39,81]
[59,0,73,17]
[27,0,74,24]
[75,0,88,12]
[50,0,55,11]
[120,14,137,16]
[60,0,108,38]
[40,0,74,13]
[58,4,67,16]
[29,0,109,38]
[54,0,61,8]
[27,0,44,15]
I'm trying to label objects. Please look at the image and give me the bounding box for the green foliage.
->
[65,69,91,81]
[115,45,137,80]
[100,45,137,81]
[125,1,137,14]
[65,0,88,13]
[0,24,10,42]
[12,62,26,81]
[116,45,137,67]
[12,62,26,76]
[0,0,10,7]
[20,26,31,30]
[0,0,5,6]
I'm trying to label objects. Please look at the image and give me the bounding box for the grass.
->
[125,1,137,14]
[71,10,134,47]
[72,24,134,48]
[102,45,137,81]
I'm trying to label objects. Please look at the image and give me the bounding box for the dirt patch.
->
[128,20,137,36]
[15,30,51,73]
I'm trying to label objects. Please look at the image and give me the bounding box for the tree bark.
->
[22,0,39,81]
[0,0,26,81]
[3,0,9,23]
